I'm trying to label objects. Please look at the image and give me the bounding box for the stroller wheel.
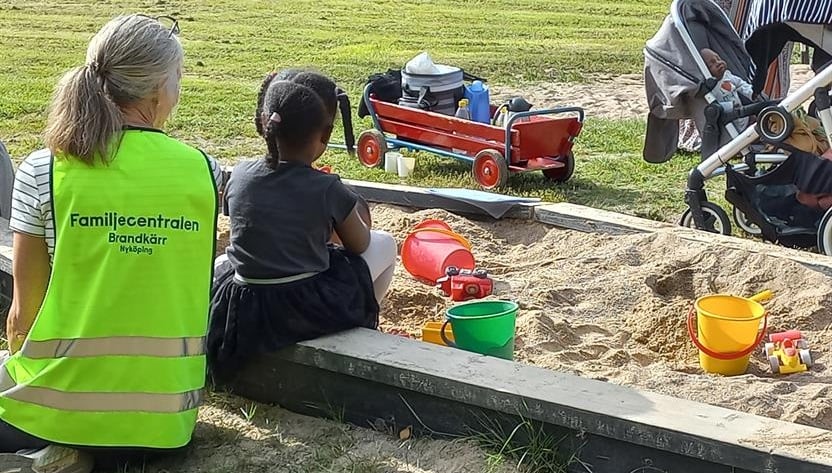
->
[817,207,832,256]
[733,206,762,236]
[680,202,731,236]
[758,106,794,143]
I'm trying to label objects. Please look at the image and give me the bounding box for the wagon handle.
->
[363,83,383,133]
[503,107,585,164]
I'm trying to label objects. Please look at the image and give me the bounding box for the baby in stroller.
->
[700,47,832,235]
[701,48,754,129]
[700,47,829,155]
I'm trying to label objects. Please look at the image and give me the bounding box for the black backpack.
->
[358,69,403,118]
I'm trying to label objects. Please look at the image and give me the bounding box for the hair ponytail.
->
[336,89,355,155]
[44,65,123,164]
[44,15,183,164]
[255,72,279,137]
[264,115,281,170]
[259,81,328,170]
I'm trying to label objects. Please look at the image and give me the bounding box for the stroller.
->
[644,0,832,254]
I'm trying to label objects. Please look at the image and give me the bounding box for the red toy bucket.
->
[401,220,475,284]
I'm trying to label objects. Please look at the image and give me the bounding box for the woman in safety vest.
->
[2,14,222,472]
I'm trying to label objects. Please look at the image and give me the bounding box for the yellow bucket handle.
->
[688,305,769,360]
[749,290,774,303]
[409,227,473,250]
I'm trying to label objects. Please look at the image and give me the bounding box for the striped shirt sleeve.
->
[9,154,48,237]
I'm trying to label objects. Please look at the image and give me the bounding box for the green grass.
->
[0,0,703,224]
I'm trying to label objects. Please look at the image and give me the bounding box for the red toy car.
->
[435,266,493,301]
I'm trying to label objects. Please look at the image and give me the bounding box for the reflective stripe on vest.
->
[0,365,201,413]
[21,336,205,359]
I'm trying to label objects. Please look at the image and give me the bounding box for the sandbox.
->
[214,188,832,462]
[368,204,831,432]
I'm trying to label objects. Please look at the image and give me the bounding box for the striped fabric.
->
[742,0,832,35]
[719,0,796,99]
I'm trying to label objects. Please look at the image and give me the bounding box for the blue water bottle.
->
[464,80,490,124]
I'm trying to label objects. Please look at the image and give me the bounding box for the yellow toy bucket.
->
[687,291,771,376]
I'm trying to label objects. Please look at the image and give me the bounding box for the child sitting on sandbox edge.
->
[208,70,397,387]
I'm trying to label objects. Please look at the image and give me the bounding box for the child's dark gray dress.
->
[208,159,378,385]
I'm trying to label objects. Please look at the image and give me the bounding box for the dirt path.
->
[491,65,814,120]
[125,390,518,472]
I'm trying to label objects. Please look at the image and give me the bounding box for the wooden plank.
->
[535,203,832,275]
[534,202,671,236]
[343,179,538,220]
[237,349,757,473]
[235,329,832,473]
[0,218,11,276]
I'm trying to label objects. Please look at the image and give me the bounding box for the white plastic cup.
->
[398,156,416,178]
[385,152,402,173]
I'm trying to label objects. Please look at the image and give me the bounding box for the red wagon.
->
[356,84,585,190]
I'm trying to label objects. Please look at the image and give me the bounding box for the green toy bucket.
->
[441,300,518,360]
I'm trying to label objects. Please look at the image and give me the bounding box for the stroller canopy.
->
[644,0,753,163]
[739,0,832,93]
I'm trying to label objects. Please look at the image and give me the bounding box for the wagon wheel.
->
[472,149,508,190]
[542,151,575,183]
[357,130,387,168]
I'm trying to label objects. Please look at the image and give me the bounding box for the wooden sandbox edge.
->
[232,328,832,473]
[342,179,538,220]
[534,202,832,276]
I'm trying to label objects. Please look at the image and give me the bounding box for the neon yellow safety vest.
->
[0,128,218,448]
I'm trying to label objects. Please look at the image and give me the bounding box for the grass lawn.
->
[0,0,713,224]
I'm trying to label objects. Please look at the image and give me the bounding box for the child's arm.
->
[334,205,370,254]
[329,181,371,253]
[331,187,371,247]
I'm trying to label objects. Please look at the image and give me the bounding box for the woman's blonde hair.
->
[44,15,183,164]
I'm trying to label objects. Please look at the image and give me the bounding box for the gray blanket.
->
[643,0,754,163]
[0,141,12,220]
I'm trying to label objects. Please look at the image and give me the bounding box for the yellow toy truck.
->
[763,330,812,374]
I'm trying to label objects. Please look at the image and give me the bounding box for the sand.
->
[490,64,815,119]
[369,204,832,433]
